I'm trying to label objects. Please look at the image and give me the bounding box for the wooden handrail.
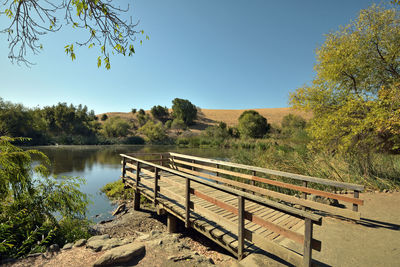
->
[120,153,322,222]
[172,165,361,220]
[169,152,364,191]
[172,159,363,205]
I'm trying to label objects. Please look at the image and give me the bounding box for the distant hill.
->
[99,107,312,133]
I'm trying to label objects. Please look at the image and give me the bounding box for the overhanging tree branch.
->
[0,0,145,69]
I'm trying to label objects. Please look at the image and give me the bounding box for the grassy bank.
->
[176,135,400,190]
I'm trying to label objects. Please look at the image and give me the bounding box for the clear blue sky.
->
[0,0,379,114]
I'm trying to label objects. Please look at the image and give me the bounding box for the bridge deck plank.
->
[126,170,305,255]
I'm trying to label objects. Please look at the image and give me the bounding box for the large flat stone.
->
[92,243,145,266]
[87,237,131,252]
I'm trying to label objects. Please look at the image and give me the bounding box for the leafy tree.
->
[171,118,187,135]
[138,121,168,143]
[171,98,197,126]
[0,98,46,142]
[131,108,137,114]
[290,4,400,153]
[150,105,169,122]
[101,116,130,138]
[0,0,148,69]
[101,114,108,121]
[238,110,269,139]
[0,137,90,258]
[138,109,145,116]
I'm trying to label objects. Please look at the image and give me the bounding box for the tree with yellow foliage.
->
[290,4,400,154]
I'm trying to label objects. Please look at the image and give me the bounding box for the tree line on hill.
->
[0,97,201,145]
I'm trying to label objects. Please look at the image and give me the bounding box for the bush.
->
[238,110,269,139]
[101,180,135,200]
[165,120,172,129]
[281,114,306,137]
[131,108,137,114]
[171,98,197,126]
[101,117,130,138]
[136,113,149,127]
[171,118,187,135]
[0,137,90,259]
[138,120,168,143]
[100,114,108,121]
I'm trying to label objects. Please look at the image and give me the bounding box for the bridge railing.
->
[169,152,364,221]
[120,153,323,267]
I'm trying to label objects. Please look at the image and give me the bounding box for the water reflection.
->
[33,145,232,222]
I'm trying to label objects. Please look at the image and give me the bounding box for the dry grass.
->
[197,107,312,126]
[98,108,312,131]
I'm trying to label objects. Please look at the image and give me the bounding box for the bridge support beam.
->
[167,214,178,233]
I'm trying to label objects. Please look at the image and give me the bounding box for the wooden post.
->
[154,167,159,207]
[134,161,141,211]
[251,171,256,194]
[191,160,195,171]
[216,164,219,184]
[238,195,245,260]
[122,157,127,186]
[160,154,164,167]
[167,214,178,233]
[122,157,127,178]
[303,218,313,267]
[185,178,191,228]
[302,181,308,211]
[353,190,359,212]
[171,156,175,169]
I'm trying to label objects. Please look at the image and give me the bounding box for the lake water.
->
[35,145,233,222]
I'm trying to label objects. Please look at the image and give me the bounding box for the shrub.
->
[171,118,187,135]
[165,120,172,129]
[238,110,269,138]
[131,108,137,114]
[0,137,90,259]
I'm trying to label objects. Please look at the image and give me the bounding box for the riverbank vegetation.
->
[0,137,91,260]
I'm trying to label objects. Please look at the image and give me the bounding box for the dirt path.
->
[280,192,400,267]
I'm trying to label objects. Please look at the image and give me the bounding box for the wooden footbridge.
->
[120,152,364,266]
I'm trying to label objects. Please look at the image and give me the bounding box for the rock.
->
[112,203,127,216]
[92,243,145,266]
[73,239,87,247]
[149,230,162,237]
[168,254,193,262]
[27,253,43,258]
[383,189,389,193]
[137,234,150,241]
[62,243,74,250]
[87,237,132,252]
[48,244,60,252]
[87,234,110,242]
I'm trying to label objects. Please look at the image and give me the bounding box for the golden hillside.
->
[100,107,311,132]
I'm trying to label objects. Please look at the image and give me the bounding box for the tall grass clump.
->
[232,144,400,190]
